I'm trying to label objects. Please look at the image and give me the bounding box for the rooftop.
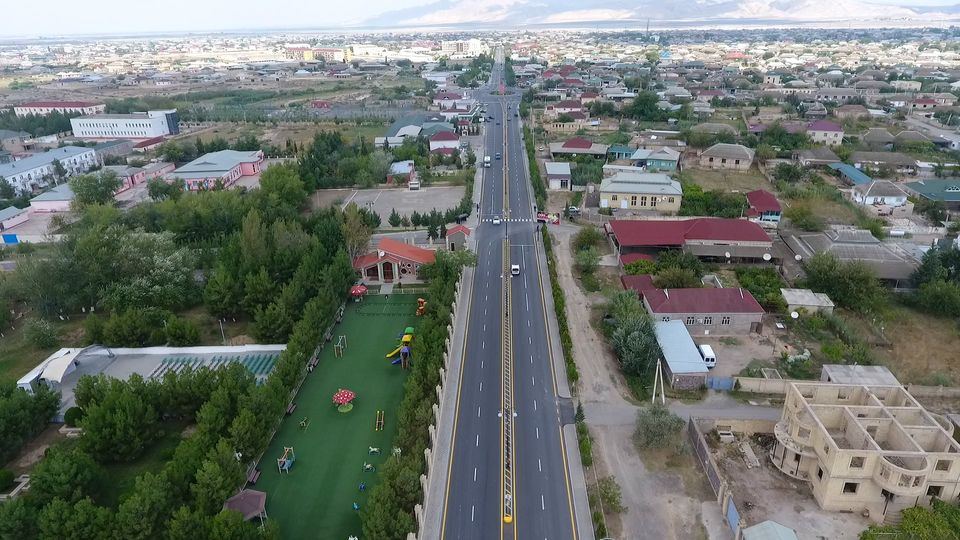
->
[544,161,571,175]
[610,218,770,248]
[0,146,93,177]
[820,364,900,386]
[746,190,781,213]
[171,150,262,177]
[828,163,873,185]
[645,287,764,314]
[702,143,755,161]
[599,172,682,196]
[30,183,75,202]
[654,320,709,375]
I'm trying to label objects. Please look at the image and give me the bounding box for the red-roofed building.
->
[549,137,608,158]
[745,190,782,223]
[911,98,938,110]
[545,99,583,118]
[310,100,332,109]
[133,136,166,152]
[446,224,471,251]
[14,101,105,117]
[353,238,435,283]
[806,120,844,147]
[619,252,654,267]
[608,218,773,261]
[642,287,764,335]
[429,130,461,152]
[620,274,656,295]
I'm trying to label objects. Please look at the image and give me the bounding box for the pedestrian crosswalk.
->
[480,217,537,223]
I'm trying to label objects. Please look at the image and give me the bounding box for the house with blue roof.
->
[828,163,872,186]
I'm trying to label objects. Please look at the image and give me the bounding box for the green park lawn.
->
[257,293,419,539]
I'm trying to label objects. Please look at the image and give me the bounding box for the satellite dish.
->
[724,251,731,259]
[763,253,772,261]
[791,311,799,319]
[794,254,802,262]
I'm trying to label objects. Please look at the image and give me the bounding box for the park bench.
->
[247,469,261,484]
[286,403,297,415]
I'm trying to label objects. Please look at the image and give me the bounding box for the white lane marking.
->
[538,458,542,472]
[483,323,486,332]
[525,293,529,310]
[485,294,488,302]
[529,337,532,344]
[471,505,475,522]
[479,382,483,392]
[541,494,545,511]
[474,467,478,482]
[482,341,485,350]
[536,427,540,439]
[484,308,487,316]
[478,406,481,418]
[534,399,538,411]
[527,320,530,327]
[476,434,480,447]
[530,354,533,364]
[532,376,536,386]
[481,360,484,368]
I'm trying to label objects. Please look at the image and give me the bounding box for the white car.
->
[492,216,502,225]
[511,264,520,275]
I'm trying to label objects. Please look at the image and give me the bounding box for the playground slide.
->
[385,346,402,359]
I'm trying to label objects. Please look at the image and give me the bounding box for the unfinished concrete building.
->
[772,383,960,523]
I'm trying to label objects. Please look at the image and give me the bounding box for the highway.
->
[440,48,579,540]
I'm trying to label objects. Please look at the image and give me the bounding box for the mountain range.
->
[361,0,960,28]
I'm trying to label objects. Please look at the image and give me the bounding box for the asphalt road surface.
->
[441,48,579,540]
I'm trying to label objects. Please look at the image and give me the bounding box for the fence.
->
[687,417,748,539]
[906,384,960,398]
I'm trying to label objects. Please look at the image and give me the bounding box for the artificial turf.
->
[257,293,420,539]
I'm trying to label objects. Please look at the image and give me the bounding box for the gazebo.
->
[223,489,268,526]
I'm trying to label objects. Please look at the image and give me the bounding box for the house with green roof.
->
[905,179,960,213]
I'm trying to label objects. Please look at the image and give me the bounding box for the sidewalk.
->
[419,265,475,539]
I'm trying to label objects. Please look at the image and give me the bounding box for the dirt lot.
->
[698,334,782,379]
[4,425,66,475]
[309,185,465,218]
[685,167,771,193]
[874,306,960,386]
[714,435,870,539]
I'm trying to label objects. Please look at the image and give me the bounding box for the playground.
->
[256,293,421,539]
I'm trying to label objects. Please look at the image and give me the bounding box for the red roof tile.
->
[609,218,770,248]
[431,130,459,141]
[562,137,593,150]
[447,224,471,237]
[644,287,764,314]
[621,274,656,294]
[746,190,781,213]
[354,237,435,269]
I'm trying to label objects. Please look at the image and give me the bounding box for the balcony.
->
[873,455,931,497]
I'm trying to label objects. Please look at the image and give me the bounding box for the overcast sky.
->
[3,0,958,37]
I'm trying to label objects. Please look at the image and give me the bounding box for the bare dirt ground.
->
[4,425,66,475]
[714,437,870,539]
[550,222,721,539]
[685,167,770,193]
[308,186,465,217]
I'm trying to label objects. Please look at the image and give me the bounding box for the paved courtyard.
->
[312,185,465,218]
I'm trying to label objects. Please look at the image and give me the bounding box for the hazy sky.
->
[3,0,958,37]
[1,0,431,37]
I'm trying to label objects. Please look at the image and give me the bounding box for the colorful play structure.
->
[277,447,295,473]
[375,410,384,431]
[415,298,426,316]
[385,327,415,368]
[334,335,347,358]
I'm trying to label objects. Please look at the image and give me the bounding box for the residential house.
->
[545,161,572,190]
[0,129,29,153]
[167,149,264,190]
[807,120,844,147]
[429,131,460,153]
[785,229,918,283]
[653,321,709,390]
[29,183,75,213]
[861,128,896,150]
[781,288,834,315]
[851,181,910,216]
[0,206,29,231]
[833,104,870,121]
[607,145,635,161]
[549,137,608,159]
[829,163,874,186]
[698,143,755,171]
[608,218,773,261]
[797,147,841,167]
[544,99,583,119]
[631,147,681,172]
[849,151,917,175]
[771,383,960,523]
[93,139,134,162]
[644,287,765,336]
[746,190,782,224]
[446,225,470,251]
[599,172,682,213]
[905,179,960,213]
[353,237,435,283]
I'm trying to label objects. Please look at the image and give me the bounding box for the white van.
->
[699,344,716,369]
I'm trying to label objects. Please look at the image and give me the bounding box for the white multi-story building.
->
[70,110,179,140]
[14,101,105,117]
[0,146,98,192]
[440,39,487,58]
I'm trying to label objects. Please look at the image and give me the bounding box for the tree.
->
[69,170,122,207]
[252,300,294,342]
[653,267,700,289]
[190,440,244,516]
[242,268,277,314]
[204,266,243,317]
[342,203,372,261]
[52,159,68,184]
[634,405,685,449]
[258,163,306,209]
[23,317,58,348]
[147,178,184,201]
[80,379,158,462]
[755,143,776,162]
[610,312,661,376]
[624,259,656,275]
[784,204,825,232]
[29,446,103,505]
[574,247,600,275]
[164,316,201,346]
[773,163,806,184]
[0,176,15,199]
[861,499,960,540]
[804,252,885,313]
[596,476,626,514]
[114,472,173,539]
[38,497,114,540]
[166,507,211,540]
[388,208,402,227]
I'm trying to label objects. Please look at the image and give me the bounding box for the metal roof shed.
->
[654,320,708,390]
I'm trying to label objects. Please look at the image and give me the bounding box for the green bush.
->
[624,259,656,275]
[23,318,58,349]
[63,407,84,427]
[735,267,787,312]
[572,226,604,252]
[0,469,14,492]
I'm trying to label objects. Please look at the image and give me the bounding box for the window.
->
[703,316,713,325]
[708,157,714,162]
[611,195,618,201]
[735,159,740,165]
[668,197,675,203]
[936,460,951,472]
[721,158,727,164]
[817,467,823,480]
[720,316,730,325]
[928,485,943,498]
[661,316,671,322]
[823,444,829,455]
[850,456,864,469]
[843,482,859,494]
[685,316,695,325]
[630,195,637,206]
[650,197,657,207]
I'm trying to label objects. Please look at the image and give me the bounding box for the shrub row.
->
[542,228,579,384]
[523,126,547,209]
